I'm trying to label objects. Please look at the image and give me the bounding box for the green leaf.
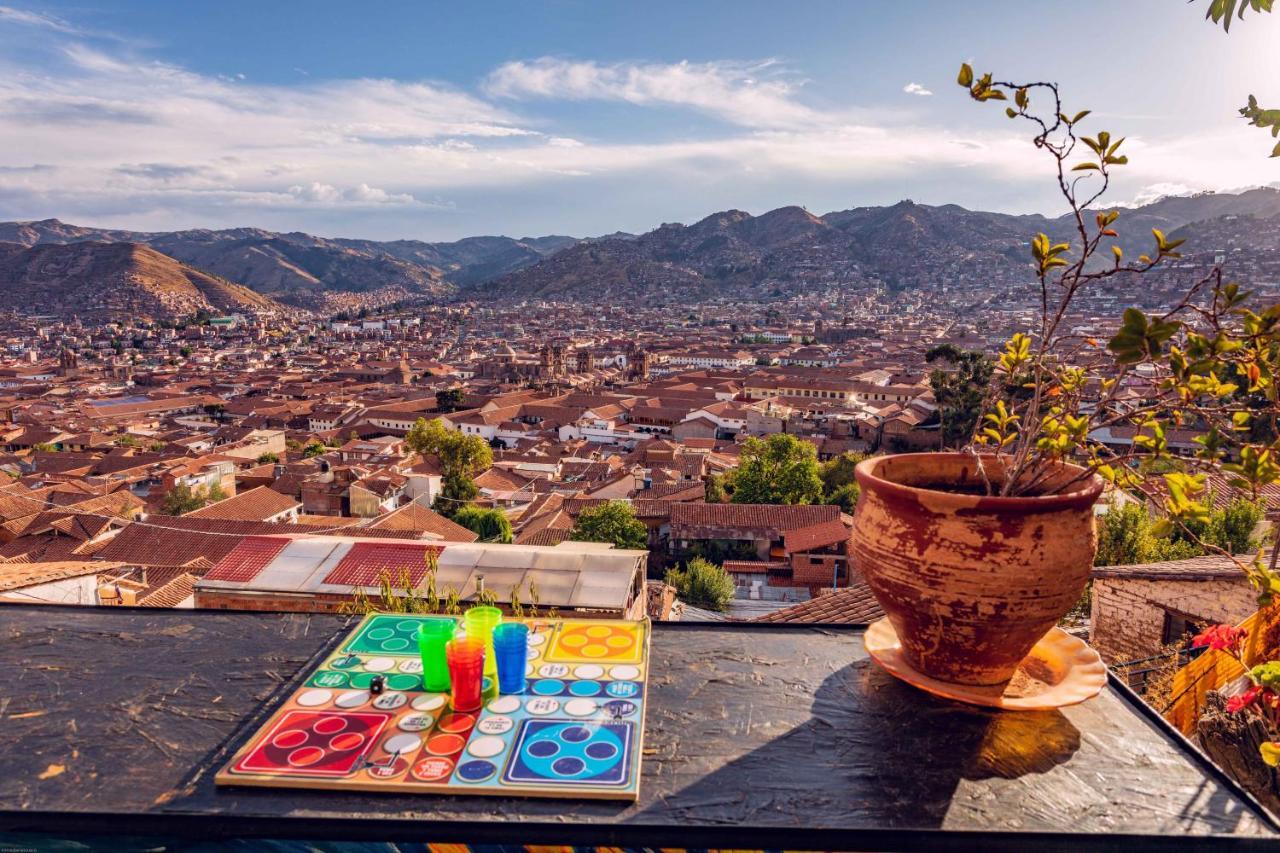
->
[1072,162,1100,171]
[957,63,973,87]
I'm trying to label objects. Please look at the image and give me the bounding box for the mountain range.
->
[482,187,1280,302]
[3,186,1280,321]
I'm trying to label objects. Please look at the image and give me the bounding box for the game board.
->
[215,614,651,801]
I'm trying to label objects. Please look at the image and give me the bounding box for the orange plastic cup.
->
[446,637,486,712]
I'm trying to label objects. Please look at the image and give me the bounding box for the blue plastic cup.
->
[492,622,530,694]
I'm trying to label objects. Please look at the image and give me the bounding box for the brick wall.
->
[1090,576,1257,664]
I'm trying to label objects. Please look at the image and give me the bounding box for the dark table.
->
[0,605,1275,851]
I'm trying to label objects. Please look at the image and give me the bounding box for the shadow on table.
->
[636,657,1080,830]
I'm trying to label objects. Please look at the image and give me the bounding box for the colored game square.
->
[233,710,390,777]
[343,614,456,655]
[545,621,645,664]
[502,719,632,788]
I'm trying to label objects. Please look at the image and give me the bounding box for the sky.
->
[0,0,1278,241]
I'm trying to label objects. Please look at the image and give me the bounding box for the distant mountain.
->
[333,233,576,287]
[6,186,1280,314]
[0,241,283,322]
[481,187,1280,302]
[0,219,579,308]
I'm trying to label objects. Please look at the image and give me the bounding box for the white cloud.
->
[0,20,1272,237]
[0,5,77,33]
[903,82,933,96]
[286,182,419,206]
[1118,182,1198,207]
[484,57,821,129]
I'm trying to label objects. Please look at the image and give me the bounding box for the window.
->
[1162,609,1205,647]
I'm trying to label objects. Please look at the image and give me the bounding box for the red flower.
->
[1192,624,1246,651]
[1227,685,1263,713]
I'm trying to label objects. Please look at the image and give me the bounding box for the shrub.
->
[665,557,736,612]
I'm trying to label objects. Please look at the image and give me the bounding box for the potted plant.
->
[854,64,1280,686]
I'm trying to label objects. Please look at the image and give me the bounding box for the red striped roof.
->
[203,536,289,583]
[323,541,443,587]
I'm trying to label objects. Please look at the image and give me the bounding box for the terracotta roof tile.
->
[368,503,478,542]
[0,560,125,592]
[670,503,841,531]
[753,581,884,624]
[138,572,198,607]
[185,487,301,522]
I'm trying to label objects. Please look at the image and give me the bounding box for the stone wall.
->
[1090,575,1257,664]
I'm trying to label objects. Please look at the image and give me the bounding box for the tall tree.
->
[452,506,513,543]
[728,433,823,505]
[160,482,227,516]
[435,388,466,414]
[405,418,493,518]
[926,344,994,449]
[570,501,648,550]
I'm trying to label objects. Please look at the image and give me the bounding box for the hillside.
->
[0,241,284,322]
[5,186,1280,311]
[482,187,1280,302]
[0,220,577,308]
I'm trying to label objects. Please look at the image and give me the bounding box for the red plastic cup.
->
[446,638,485,712]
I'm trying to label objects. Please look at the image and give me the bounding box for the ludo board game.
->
[216,614,651,801]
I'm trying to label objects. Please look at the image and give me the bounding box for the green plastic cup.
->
[463,605,503,678]
[417,619,456,692]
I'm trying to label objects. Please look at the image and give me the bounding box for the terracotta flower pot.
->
[852,453,1103,686]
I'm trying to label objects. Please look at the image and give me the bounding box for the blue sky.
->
[0,1,1277,240]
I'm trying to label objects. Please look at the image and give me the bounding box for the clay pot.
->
[852,453,1103,686]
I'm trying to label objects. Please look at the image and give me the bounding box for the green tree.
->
[435,473,479,517]
[453,506,513,543]
[570,501,648,550]
[113,434,140,448]
[435,388,466,414]
[665,557,736,612]
[704,472,727,504]
[1180,496,1264,555]
[926,344,995,449]
[160,481,227,516]
[819,452,865,493]
[818,452,867,513]
[1095,503,1172,566]
[728,433,823,505]
[405,418,493,518]
[302,442,327,458]
[1095,497,1263,566]
[257,452,280,464]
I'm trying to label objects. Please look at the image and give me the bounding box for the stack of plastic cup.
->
[417,619,456,692]
[445,637,485,712]
[463,605,503,679]
[493,622,530,694]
